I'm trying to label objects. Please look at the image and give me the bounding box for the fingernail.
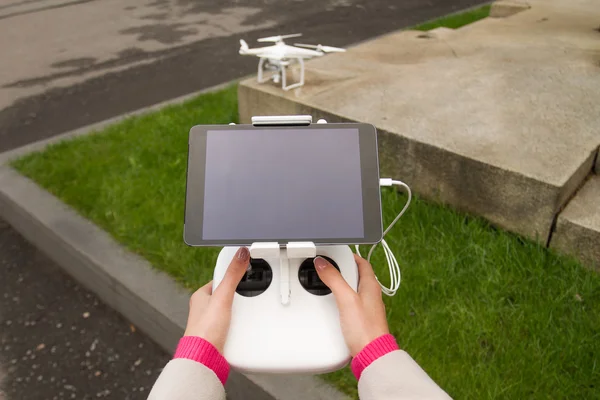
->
[314,256,328,271]
[237,247,250,261]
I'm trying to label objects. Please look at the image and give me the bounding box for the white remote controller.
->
[212,245,358,373]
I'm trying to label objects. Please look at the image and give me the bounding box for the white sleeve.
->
[358,350,452,400]
[148,359,226,400]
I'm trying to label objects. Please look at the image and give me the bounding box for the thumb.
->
[212,247,250,306]
[313,257,355,300]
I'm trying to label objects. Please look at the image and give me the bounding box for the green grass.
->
[12,86,600,400]
[413,4,491,31]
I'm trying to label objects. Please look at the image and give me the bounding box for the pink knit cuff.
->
[173,336,230,386]
[351,334,399,380]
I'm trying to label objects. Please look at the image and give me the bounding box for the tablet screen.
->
[184,123,382,246]
[202,128,364,240]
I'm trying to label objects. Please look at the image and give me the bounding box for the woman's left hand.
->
[183,247,250,352]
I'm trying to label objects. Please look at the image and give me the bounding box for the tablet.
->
[184,123,382,246]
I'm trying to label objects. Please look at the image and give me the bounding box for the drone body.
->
[239,34,345,90]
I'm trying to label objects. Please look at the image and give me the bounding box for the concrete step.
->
[238,0,600,244]
[445,2,600,59]
[343,29,459,68]
[551,175,600,270]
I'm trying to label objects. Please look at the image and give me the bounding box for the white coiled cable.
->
[355,179,412,296]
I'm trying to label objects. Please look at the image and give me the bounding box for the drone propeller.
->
[294,43,346,53]
[257,33,302,43]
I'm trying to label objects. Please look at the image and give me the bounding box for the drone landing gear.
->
[281,58,304,91]
[257,57,305,91]
[257,58,272,84]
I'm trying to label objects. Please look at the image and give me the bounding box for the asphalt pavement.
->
[0,0,486,399]
[0,219,170,400]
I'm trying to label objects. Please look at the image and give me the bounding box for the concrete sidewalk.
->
[238,0,600,255]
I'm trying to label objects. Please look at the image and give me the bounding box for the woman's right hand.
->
[313,254,391,356]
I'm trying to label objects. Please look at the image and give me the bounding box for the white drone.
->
[239,33,345,90]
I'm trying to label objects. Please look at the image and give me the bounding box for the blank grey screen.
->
[202,128,364,240]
